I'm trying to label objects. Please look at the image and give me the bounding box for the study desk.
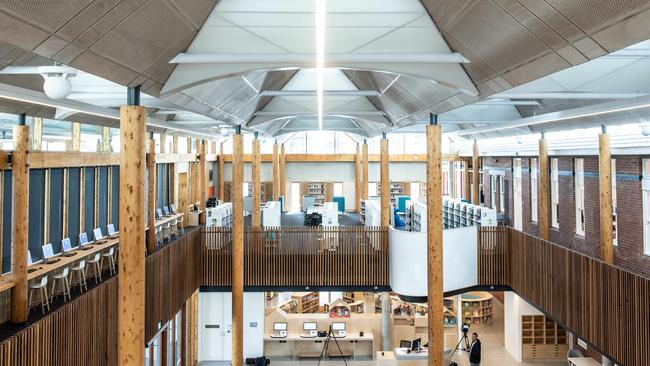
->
[264,333,374,360]
[568,357,601,366]
[376,348,453,366]
[148,212,184,230]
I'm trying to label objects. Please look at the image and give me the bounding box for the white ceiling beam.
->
[170,53,470,64]
[254,111,386,117]
[492,92,647,100]
[259,90,380,97]
[474,100,540,106]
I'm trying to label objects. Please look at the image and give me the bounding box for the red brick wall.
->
[482,155,650,278]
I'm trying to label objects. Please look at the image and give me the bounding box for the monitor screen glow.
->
[332,322,345,331]
[303,322,317,331]
[42,244,54,259]
[79,232,88,245]
[107,224,116,235]
[93,228,103,241]
[61,238,72,252]
[273,322,287,331]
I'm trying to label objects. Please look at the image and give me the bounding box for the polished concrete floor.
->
[199,295,569,366]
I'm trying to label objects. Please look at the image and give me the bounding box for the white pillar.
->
[381,292,392,351]
[456,295,463,342]
[568,332,575,350]
[602,356,614,366]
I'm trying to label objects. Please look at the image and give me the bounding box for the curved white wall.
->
[389,226,478,297]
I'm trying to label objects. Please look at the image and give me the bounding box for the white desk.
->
[395,347,428,359]
[568,357,601,366]
[264,333,374,360]
[376,351,427,366]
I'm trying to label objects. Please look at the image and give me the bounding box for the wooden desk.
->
[264,333,374,360]
[568,357,601,366]
[148,212,184,231]
[27,236,120,281]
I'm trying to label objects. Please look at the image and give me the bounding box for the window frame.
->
[551,158,559,229]
[574,158,585,236]
[530,158,538,223]
[643,159,650,256]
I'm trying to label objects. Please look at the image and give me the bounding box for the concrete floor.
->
[199,295,569,366]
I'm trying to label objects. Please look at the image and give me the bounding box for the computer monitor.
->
[163,206,170,216]
[411,338,422,351]
[42,243,55,260]
[170,204,176,213]
[332,322,346,331]
[303,322,317,331]
[93,228,104,241]
[273,322,288,332]
[79,232,89,246]
[27,250,33,265]
[156,208,163,218]
[107,224,117,236]
[61,238,72,252]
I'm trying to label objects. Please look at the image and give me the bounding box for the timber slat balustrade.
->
[0,230,201,365]
[202,226,389,287]
[478,226,650,366]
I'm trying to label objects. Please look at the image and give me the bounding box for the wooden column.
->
[186,137,192,154]
[362,141,369,200]
[464,159,471,201]
[170,136,178,207]
[273,142,279,201]
[280,143,286,208]
[147,137,156,254]
[211,141,217,155]
[160,134,166,153]
[10,124,30,323]
[102,127,111,152]
[71,122,81,151]
[599,130,614,263]
[32,117,42,150]
[426,122,443,366]
[355,143,362,212]
[380,135,390,227]
[118,105,147,365]
[472,140,480,205]
[231,131,244,366]
[199,140,207,224]
[252,136,261,226]
[218,143,225,202]
[538,135,550,241]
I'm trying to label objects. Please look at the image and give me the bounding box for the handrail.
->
[202,226,389,287]
[478,226,649,366]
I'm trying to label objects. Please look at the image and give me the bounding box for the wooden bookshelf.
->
[278,299,298,314]
[522,315,568,360]
[443,297,457,327]
[461,292,493,325]
[342,291,364,303]
[292,292,320,313]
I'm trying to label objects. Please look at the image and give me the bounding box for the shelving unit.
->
[205,202,233,227]
[443,297,457,327]
[405,200,426,232]
[278,299,298,314]
[343,292,364,303]
[442,197,497,229]
[461,292,493,325]
[247,182,267,203]
[522,315,569,361]
[378,182,409,206]
[291,292,320,313]
[307,183,326,205]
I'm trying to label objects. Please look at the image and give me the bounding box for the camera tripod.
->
[450,331,470,357]
[317,326,348,366]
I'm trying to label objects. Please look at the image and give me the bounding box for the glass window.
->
[612,159,617,246]
[575,158,585,236]
[643,159,650,256]
[404,134,427,154]
[513,158,522,230]
[306,131,335,154]
[531,158,538,223]
[368,182,378,197]
[490,175,497,209]
[335,132,357,154]
[286,132,306,153]
[333,182,343,196]
[243,134,253,154]
[388,133,404,154]
[551,158,559,228]
[498,175,505,213]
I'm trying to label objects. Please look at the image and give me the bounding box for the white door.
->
[513,159,523,230]
[222,293,233,360]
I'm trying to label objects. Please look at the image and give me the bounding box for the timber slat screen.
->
[478,226,650,366]
[0,231,200,366]
[202,226,389,287]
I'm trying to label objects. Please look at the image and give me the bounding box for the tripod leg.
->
[450,335,465,358]
[331,333,349,366]
[318,336,329,366]
[464,334,470,350]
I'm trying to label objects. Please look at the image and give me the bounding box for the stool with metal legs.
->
[28,276,50,314]
[101,247,117,276]
[70,259,88,293]
[50,267,71,302]
[86,253,103,284]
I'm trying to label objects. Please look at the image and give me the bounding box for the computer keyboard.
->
[62,252,76,257]
[80,246,93,250]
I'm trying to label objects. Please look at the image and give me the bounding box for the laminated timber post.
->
[199,140,207,224]
[32,116,42,150]
[231,126,244,366]
[102,126,111,152]
[362,140,368,200]
[538,133,550,241]
[273,141,280,201]
[380,133,390,227]
[218,143,225,202]
[252,132,261,226]
[280,143,286,210]
[119,86,146,365]
[472,140,480,205]
[147,132,156,255]
[599,126,614,264]
[355,143,362,212]
[10,113,29,324]
[464,158,471,201]
[71,122,81,151]
[426,114,443,366]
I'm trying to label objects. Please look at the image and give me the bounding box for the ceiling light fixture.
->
[315,0,326,130]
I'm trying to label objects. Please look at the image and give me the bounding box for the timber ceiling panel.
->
[0,0,218,96]
[421,0,650,99]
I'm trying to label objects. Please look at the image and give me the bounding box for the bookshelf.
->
[308,183,325,205]
[461,292,493,325]
[278,299,298,314]
[292,292,320,313]
[443,297,457,327]
[247,182,267,203]
[442,197,497,229]
[522,315,569,360]
[378,182,409,206]
[342,291,364,303]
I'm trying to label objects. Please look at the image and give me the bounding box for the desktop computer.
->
[107,224,118,237]
[41,243,57,264]
[270,322,288,338]
[301,322,317,338]
[60,238,76,257]
[332,322,346,338]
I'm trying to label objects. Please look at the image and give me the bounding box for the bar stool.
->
[170,218,178,237]
[70,259,88,293]
[154,225,163,247]
[162,222,171,242]
[101,247,117,276]
[50,267,71,302]
[86,253,103,284]
[28,276,50,314]
[177,216,184,234]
